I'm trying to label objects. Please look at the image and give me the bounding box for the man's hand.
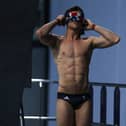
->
[84,19,96,30]
[56,15,65,25]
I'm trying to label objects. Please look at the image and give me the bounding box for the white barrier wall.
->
[48,0,126,126]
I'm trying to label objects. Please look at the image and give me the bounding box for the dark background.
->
[0,0,40,126]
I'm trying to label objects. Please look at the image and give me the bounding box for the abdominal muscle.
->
[56,56,90,94]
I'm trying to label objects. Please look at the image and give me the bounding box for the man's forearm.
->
[93,24,120,43]
[36,19,59,37]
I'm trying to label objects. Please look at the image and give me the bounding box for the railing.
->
[20,79,126,126]
[90,82,126,126]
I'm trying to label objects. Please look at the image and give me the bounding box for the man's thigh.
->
[56,99,75,126]
[75,100,91,126]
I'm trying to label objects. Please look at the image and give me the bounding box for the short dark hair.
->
[64,6,85,35]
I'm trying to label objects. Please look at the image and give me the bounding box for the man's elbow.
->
[35,29,47,40]
[114,36,120,44]
[35,29,41,39]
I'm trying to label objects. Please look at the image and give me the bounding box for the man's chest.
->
[58,41,91,57]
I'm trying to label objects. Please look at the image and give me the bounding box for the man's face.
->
[66,11,83,23]
[66,11,84,30]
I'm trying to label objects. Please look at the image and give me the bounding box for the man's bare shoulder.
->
[58,35,64,41]
[81,36,94,48]
[81,36,93,43]
[81,36,92,40]
[48,33,64,48]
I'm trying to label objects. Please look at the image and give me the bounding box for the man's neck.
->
[65,28,80,41]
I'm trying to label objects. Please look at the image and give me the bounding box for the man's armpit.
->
[40,33,59,47]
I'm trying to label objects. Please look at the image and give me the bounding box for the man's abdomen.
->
[58,72,89,94]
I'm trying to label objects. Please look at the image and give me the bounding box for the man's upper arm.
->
[39,33,60,47]
[90,36,115,48]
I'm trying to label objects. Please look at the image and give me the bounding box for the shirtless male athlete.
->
[36,6,120,126]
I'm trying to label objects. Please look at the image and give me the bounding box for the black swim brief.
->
[57,92,91,109]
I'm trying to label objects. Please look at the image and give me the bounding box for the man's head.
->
[64,6,86,34]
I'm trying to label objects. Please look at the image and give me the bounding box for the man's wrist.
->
[92,24,96,30]
[55,19,60,24]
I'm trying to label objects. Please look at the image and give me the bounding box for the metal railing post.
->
[114,86,120,126]
[90,85,94,123]
[100,86,107,125]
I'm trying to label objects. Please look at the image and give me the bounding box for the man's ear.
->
[83,19,88,29]
[62,17,66,25]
